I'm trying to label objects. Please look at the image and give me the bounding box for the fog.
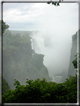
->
[30,29,72,76]
[26,3,78,77]
[28,3,77,76]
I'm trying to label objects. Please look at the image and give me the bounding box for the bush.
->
[2,75,77,103]
[2,77,10,95]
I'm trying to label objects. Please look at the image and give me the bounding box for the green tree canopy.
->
[0,20,9,34]
[47,0,63,6]
[72,53,80,69]
[2,76,10,95]
[2,75,77,103]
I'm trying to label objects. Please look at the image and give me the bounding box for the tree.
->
[2,76,77,103]
[2,76,10,95]
[72,53,80,69]
[0,20,9,34]
[47,0,63,6]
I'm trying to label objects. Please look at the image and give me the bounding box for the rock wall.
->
[3,30,51,89]
[68,30,78,77]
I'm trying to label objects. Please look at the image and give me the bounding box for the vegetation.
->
[72,53,80,69]
[2,77,10,95]
[47,0,63,6]
[0,20,9,34]
[2,73,77,103]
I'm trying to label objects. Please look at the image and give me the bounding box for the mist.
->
[29,3,76,76]
[30,29,72,76]
[28,3,78,77]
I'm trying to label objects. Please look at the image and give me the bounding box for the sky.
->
[3,1,78,31]
[2,1,79,76]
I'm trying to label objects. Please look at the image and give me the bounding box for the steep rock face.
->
[68,30,78,77]
[3,30,51,89]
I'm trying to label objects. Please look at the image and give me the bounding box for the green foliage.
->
[47,1,51,4]
[26,79,34,85]
[14,79,21,89]
[72,54,77,68]
[2,77,10,95]
[47,0,63,6]
[72,53,80,69]
[62,75,77,103]
[0,20,9,33]
[3,75,77,103]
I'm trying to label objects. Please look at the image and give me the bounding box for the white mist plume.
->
[30,3,78,76]
[30,29,72,76]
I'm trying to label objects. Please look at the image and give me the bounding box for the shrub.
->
[2,75,77,103]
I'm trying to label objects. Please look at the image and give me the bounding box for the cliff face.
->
[68,30,78,77]
[3,30,51,89]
